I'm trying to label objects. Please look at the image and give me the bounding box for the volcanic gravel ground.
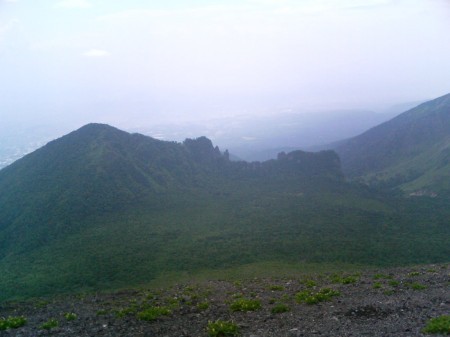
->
[0,264,448,337]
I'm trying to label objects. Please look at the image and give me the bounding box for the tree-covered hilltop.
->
[0,124,343,239]
[0,123,449,302]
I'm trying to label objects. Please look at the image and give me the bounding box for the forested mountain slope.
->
[334,93,450,193]
[0,123,448,302]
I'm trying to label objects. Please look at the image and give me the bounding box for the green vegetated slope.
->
[0,124,449,302]
[335,93,450,193]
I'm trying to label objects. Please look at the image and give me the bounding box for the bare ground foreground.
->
[1,264,449,337]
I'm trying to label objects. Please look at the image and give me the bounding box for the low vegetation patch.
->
[197,302,210,311]
[137,306,171,321]
[207,320,239,337]
[422,315,450,335]
[388,280,400,287]
[295,288,340,304]
[271,303,290,314]
[301,279,317,288]
[408,282,427,290]
[0,316,27,330]
[373,282,383,289]
[230,298,261,312]
[408,271,420,277]
[268,285,284,291]
[64,312,77,321]
[40,318,58,330]
[331,274,360,284]
[115,306,136,318]
[373,273,393,280]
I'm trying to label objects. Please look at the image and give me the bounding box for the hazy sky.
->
[1,0,450,129]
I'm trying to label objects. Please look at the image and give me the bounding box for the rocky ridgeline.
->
[0,264,449,337]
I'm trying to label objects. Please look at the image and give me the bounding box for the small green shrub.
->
[408,271,420,277]
[280,294,291,302]
[388,280,400,287]
[295,290,311,303]
[137,306,171,321]
[233,281,242,287]
[165,297,181,309]
[331,274,359,284]
[295,288,340,305]
[0,316,27,330]
[268,285,284,291]
[96,309,108,316]
[64,312,77,321]
[197,302,210,311]
[373,282,383,289]
[271,303,290,314]
[40,318,58,330]
[330,274,342,283]
[422,315,450,334]
[302,279,317,288]
[230,298,261,312]
[341,275,359,284]
[115,307,136,318]
[373,273,392,280]
[207,320,239,337]
[408,282,427,290]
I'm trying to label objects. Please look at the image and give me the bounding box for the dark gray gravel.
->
[1,264,449,337]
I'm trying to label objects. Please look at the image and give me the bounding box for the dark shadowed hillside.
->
[334,93,450,194]
[0,123,449,302]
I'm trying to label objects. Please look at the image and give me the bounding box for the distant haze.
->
[1,0,449,131]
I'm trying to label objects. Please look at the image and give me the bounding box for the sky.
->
[1,0,450,130]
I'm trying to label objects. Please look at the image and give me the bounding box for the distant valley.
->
[0,124,73,170]
[131,108,402,162]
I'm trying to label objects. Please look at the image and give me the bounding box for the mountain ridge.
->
[334,93,450,193]
[0,123,354,301]
[0,122,449,302]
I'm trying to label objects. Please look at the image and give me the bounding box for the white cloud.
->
[0,19,20,37]
[82,49,110,57]
[56,0,92,9]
